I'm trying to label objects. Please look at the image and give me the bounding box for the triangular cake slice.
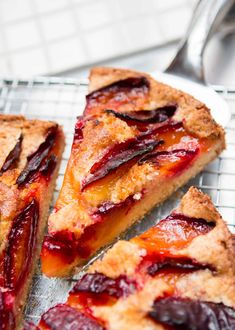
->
[0,115,64,330]
[41,67,225,277]
[32,188,235,329]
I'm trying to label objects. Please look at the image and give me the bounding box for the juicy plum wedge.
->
[4,200,39,290]
[138,148,200,177]
[149,297,235,330]
[146,257,212,276]
[138,148,198,165]
[81,138,163,190]
[41,232,77,277]
[40,304,104,330]
[0,134,22,175]
[94,195,135,217]
[39,154,57,180]
[72,273,137,299]
[16,128,57,187]
[92,147,199,219]
[85,76,150,115]
[133,213,215,253]
[106,105,176,126]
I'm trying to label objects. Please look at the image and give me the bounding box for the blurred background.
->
[0,0,234,85]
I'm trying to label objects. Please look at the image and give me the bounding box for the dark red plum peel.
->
[41,304,104,330]
[39,154,57,180]
[94,194,136,218]
[147,256,213,276]
[81,138,163,190]
[149,297,235,330]
[165,213,215,231]
[42,231,77,264]
[138,148,199,165]
[0,134,22,175]
[86,76,150,102]
[16,128,57,187]
[105,105,176,126]
[72,272,137,299]
[1,210,40,330]
[3,199,39,291]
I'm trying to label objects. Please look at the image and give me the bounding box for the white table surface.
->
[58,30,235,87]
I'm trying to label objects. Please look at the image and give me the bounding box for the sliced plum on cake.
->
[41,67,225,277]
[32,188,235,329]
[0,115,65,330]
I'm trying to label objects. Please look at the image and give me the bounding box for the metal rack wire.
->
[0,77,234,324]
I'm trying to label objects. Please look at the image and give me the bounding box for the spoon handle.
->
[165,0,234,83]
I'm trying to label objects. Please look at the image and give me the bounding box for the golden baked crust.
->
[41,66,225,277]
[0,114,65,330]
[36,188,235,330]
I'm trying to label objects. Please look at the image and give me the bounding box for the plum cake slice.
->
[41,67,225,277]
[0,115,64,330]
[32,188,235,330]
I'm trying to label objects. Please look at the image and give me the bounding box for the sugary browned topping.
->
[89,241,146,278]
[175,104,225,139]
[95,113,137,142]
[177,186,220,222]
[176,271,235,307]
[0,182,19,220]
[110,162,155,204]
[48,202,93,237]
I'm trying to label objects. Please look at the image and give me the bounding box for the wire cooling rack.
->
[0,77,234,324]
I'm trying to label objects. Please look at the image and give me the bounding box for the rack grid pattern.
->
[0,77,234,323]
[0,0,196,76]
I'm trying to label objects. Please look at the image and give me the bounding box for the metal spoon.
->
[152,0,234,127]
